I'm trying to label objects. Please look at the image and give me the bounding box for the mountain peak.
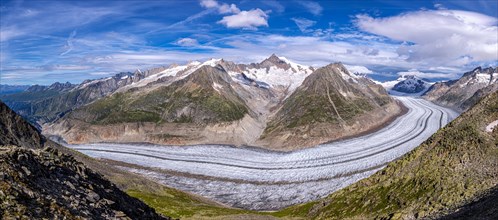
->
[262,54,286,64]
[463,66,497,78]
[259,54,292,70]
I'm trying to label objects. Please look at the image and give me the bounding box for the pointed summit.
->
[259,54,291,70]
[262,54,285,65]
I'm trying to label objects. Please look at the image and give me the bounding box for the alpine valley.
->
[5,55,404,150]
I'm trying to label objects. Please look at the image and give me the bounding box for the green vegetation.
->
[73,71,248,125]
[82,92,163,124]
[127,189,258,219]
[265,87,373,133]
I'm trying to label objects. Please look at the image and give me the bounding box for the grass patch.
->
[127,189,258,219]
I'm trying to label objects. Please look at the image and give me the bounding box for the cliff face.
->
[0,101,45,149]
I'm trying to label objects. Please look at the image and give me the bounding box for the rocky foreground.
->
[0,146,167,219]
[0,101,168,219]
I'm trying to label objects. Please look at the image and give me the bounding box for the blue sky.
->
[1,0,497,85]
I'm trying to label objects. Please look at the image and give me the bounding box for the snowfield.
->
[68,96,459,210]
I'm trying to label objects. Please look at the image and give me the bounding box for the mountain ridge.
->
[424,66,498,111]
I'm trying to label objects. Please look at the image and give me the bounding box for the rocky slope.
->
[424,66,498,111]
[259,63,402,149]
[278,90,498,219]
[0,146,167,219]
[0,100,168,219]
[0,101,45,149]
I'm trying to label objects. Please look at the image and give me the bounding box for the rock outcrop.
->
[0,100,168,219]
[0,101,45,149]
[0,146,167,219]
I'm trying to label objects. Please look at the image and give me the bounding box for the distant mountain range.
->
[0,84,30,95]
[380,75,433,95]
[1,55,400,150]
[1,57,497,219]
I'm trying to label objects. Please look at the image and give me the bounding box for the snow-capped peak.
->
[201,58,222,67]
[381,75,433,96]
[278,56,313,73]
[241,55,314,92]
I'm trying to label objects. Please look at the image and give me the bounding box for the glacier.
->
[67,96,459,210]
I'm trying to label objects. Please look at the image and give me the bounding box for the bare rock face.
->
[0,101,45,149]
[424,66,498,111]
[0,146,167,219]
[256,54,292,70]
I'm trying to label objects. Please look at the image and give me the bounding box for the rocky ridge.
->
[424,66,498,111]
[0,101,45,149]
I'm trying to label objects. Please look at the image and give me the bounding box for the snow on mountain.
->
[459,68,498,87]
[241,55,314,92]
[381,75,433,96]
[104,55,315,94]
[121,59,223,90]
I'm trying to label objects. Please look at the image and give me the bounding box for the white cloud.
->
[199,0,268,30]
[291,17,316,32]
[60,30,77,56]
[0,27,25,42]
[296,0,323,16]
[218,9,269,29]
[200,0,218,8]
[218,3,240,14]
[199,0,240,14]
[344,65,373,74]
[397,69,459,79]
[355,9,498,66]
[175,37,199,47]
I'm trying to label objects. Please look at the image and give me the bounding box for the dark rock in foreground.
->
[0,146,168,219]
